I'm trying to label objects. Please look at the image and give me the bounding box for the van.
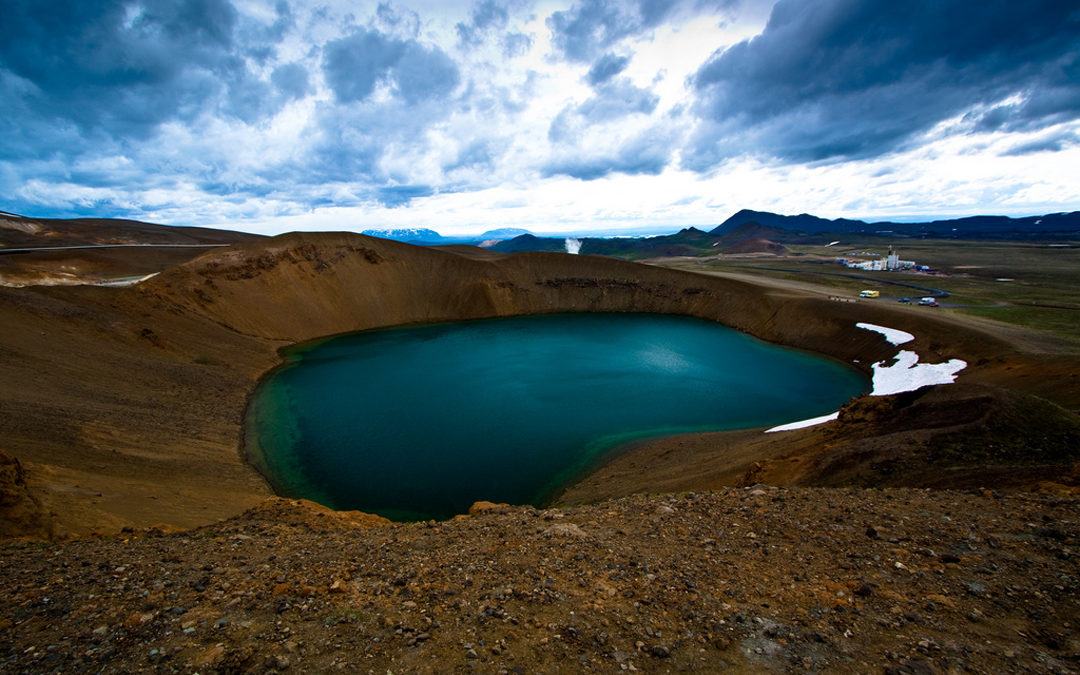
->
[859,290,880,298]
[918,297,938,306]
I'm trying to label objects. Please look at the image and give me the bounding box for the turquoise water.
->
[245,313,867,521]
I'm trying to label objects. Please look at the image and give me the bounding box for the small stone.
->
[649,645,670,658]
[264,655,290,670]
[545,523,587,538]
[468,501,510,515]
[193,644,225,667]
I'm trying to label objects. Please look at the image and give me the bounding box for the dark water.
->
[245,313,867,520]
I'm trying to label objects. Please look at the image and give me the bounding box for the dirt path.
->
[670,265,1075,356]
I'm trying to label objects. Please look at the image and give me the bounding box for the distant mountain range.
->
[359,226,537,245]
[477,209,1080,259]
[360,209,1080,253]
[359,228,445,243]
[711,209,1080,238]
[477,228,532,240]
[5,208,1077,260]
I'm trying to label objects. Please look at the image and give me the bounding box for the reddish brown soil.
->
[2,229,1080,673]
[3,489,1078,673]
[0,231,1076,538]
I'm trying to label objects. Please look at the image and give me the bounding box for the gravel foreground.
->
[2,487,1078,674]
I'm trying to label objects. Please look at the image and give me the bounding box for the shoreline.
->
[240,313,870,522]
[2,231,1074,537]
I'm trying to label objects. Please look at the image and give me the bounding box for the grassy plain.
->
[660,237,1080,348]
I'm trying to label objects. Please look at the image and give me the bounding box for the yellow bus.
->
[859,290,880,298]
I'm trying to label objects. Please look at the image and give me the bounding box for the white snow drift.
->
[766,323,967,432]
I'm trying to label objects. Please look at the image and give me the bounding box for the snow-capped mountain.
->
[360,228,444,243]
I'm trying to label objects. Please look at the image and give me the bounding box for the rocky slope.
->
[3,488,1078,673]
[3,230,1080,673]
[0,213,259,248]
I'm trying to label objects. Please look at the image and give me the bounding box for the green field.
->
[663,239,1080,347]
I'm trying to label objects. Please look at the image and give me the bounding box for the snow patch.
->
[765,323,966,433]
[856,322,914,345]
[868,350,966,396]
[765,412,839,433]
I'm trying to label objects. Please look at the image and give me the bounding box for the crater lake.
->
[245,313,868,520]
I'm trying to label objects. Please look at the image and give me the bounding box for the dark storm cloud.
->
[456,0,510,47]
[683,0,1080,170]
[322,29,460,105]
[238,1,295,62]
[586,53,630,86]
[395,43,461,104]
[322,30,406,103]
[375,184,435,206]
[375,2,421,37]
[543,125,674,179]
[1003,130,1080,157]
[501,32,533,58]
[445,140,497,172]
[302,78,462,195]
[547,65,671,180]
[271,62,310,99]
[577,79,659,121]
[547,0,736,62]
[548,78,659,143]
[0,0,294,151]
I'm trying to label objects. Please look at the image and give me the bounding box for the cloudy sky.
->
[2,0,1079,236]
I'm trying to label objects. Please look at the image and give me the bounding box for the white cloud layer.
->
[1,0,1078,235]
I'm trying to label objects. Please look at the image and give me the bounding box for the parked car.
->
[918,297,939,307]
[897,297,911,303]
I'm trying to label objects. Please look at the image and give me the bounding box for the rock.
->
[649,645,670,658]
[544,523,587,538]
[0,450,53,539]
[193,645,225,667]
[468,501,510,515]
[264,655,290,670]
[854,582,876,597]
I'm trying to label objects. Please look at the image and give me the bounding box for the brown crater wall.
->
[0,233,1019,537]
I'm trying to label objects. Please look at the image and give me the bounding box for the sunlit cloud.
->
[1,0,1077,236]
